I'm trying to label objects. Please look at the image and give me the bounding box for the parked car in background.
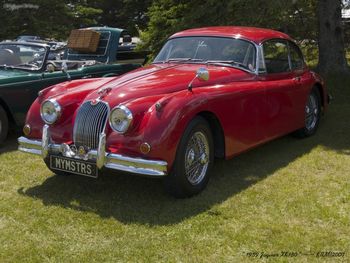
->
[0,27,147,143]
[18,26,328,197]
[16,35,43,42]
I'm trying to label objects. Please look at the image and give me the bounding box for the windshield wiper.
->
[155,58,204,63]
[206,60,250,70]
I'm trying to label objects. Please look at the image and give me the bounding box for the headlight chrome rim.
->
[109,105,133,134]
[40,99,61,124]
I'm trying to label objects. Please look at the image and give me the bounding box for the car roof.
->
[169,26,292,44]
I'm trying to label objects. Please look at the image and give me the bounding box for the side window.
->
[263,40,290,74]
[289,42,304,70]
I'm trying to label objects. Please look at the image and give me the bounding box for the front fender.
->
[141,89,210,169]
[105,89,210,169]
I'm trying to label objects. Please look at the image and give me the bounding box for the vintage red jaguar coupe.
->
[18,27,328,197]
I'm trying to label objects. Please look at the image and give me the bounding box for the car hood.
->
[84,63,255,104]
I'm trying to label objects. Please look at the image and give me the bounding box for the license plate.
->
[50,155,98,178]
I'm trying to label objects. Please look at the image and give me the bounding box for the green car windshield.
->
[0,43,47,70]
[153,36,256,71]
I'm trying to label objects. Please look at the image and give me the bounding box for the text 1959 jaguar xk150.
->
[18,27,328,197]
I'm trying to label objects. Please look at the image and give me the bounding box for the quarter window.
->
[263,40,290,74]
[289,42,304,70]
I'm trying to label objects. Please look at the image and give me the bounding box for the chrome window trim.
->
[153,36,260,75]
[260,38,292,75]
[287,40,307,71]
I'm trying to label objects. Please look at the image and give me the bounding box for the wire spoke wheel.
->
[294,87,321,138]
[164,116,213,198]
[305,92,319,131]
[184,131,209,185]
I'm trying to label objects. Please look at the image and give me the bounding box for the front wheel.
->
[294,87,322,138]
[164,116,214,198]
[0,106,9,144]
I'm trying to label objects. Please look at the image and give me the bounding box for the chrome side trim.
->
[96,133,106,169]
[18,134,61,157]
[42,124,50,159]
[18,137,42,155]
[105,154,167,176]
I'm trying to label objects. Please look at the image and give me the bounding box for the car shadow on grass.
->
[18,116,344,226]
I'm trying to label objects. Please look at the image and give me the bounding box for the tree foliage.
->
[0,0,102,40]
[139,0,318,57]
[0,0,347,73]
[0,0,151,40]
[85,0,152,35]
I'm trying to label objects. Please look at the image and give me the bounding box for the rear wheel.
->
[164,116,214,198]
[294,87,321,138]
[0,106,9,144]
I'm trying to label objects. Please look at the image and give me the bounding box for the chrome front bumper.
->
[18,125,168,177]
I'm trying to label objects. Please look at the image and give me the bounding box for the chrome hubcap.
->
[185,131,209,185]
[305,93,319,131]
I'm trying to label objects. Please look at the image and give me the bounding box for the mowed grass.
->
[0,75,349,262]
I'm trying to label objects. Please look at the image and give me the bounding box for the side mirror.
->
[188,67,209,91]
[61,61,71,81]
[196,67,209,81]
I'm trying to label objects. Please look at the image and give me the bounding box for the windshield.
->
[0,43,47,70]
[154,37,256,71]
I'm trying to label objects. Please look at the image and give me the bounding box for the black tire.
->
[163,116,214,198]
[0,105,9,144]
[294,87,322,138]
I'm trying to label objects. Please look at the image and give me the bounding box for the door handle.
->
[293,76,301,82]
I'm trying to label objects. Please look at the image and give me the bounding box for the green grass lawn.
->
[0,75,349,262]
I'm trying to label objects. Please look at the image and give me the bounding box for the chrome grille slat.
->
[86,104,96,147]
[94,104,106,147]
[73,101,109,149]
[94,103,105,147]
[77,105,92,147]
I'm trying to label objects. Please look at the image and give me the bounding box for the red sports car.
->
[18,27,328,197]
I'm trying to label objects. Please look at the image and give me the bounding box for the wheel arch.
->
[197,111,225,159]
[314,82,325,110]
[0,97,15,126]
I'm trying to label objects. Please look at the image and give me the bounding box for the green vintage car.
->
[0,27,145,143]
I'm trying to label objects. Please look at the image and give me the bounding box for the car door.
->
[288,41,314,129]
[260,39,304,140]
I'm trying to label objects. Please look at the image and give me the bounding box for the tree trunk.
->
[317,0,348,73]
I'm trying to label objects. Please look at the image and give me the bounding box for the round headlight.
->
[40,99,61,124]
[109,105,133,134]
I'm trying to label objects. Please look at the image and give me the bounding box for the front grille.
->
[73,101,109,149]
